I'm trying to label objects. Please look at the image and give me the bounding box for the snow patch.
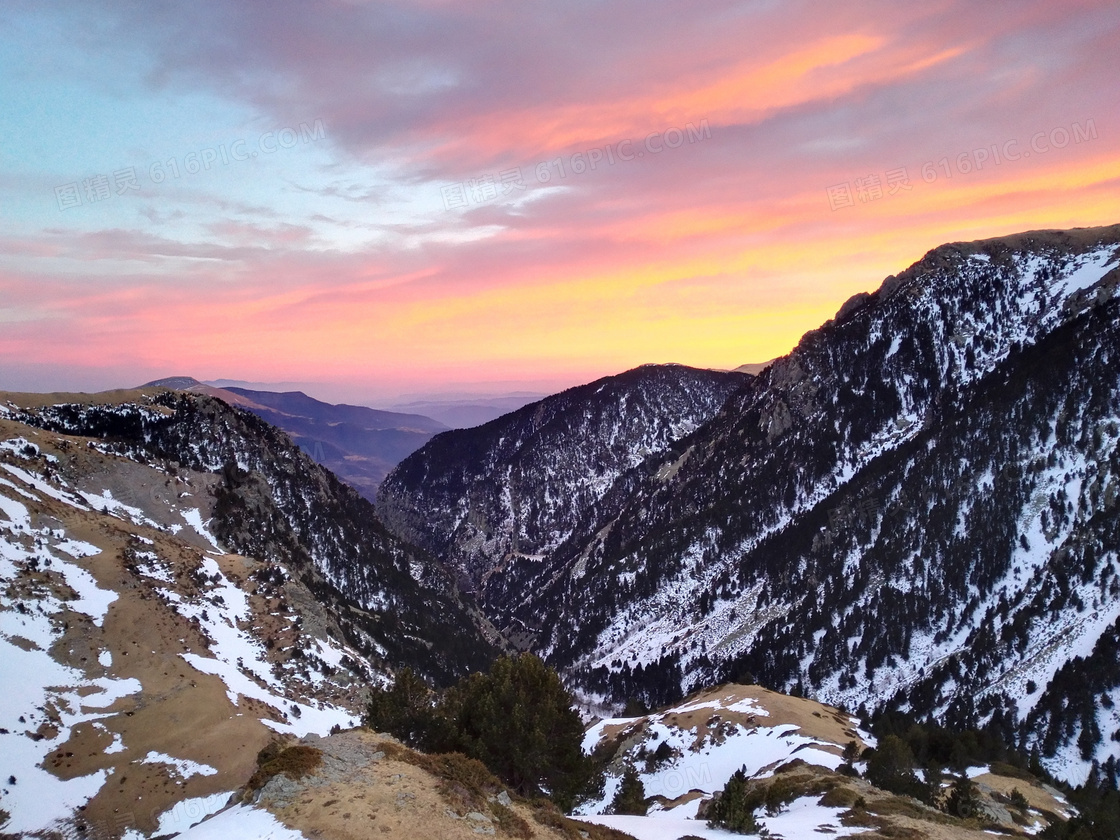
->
[139,750,219,780]
[182,508,224,553]
[172,804,309,839]
[151,791,236,836]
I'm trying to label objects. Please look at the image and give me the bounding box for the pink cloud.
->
[1,0,1118,397]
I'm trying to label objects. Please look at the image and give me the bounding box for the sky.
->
[1,0,1117,405]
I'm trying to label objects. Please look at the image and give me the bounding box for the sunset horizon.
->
[2,1,1118,405]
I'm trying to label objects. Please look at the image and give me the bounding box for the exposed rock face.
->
[230,729,625,840]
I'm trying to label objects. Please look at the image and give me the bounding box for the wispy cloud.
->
[0,0,1117,398]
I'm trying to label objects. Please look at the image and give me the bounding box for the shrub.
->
[530,800,639,839]
[763,776,801,814]
[820,787,861,809]
[245,745,323,794]
[256,740,283,766]
[652,740,673,766]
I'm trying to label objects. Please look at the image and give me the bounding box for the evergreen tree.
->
[842,740,861,764]
[364,656,593,810]
[1030,746,1045,777]
[923,761,944,807]
[611,766,647,815]
[364,667,441,749]
[439,654,593,810]
[946,774,981,819]
[866,735,925,799]
[707,768,760,834]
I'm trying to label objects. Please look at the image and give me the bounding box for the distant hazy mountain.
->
[732,360,775,375]
[221,387,446,432]
[144,375,206,389]
[221,387,450,502]
[386,393,548,429]
[140,379,447,501]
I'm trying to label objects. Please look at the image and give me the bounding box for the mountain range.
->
[0,385,508,835]
[3,222,1119,838]
[379,224,1120,787]
[377,363,749,597]
[141,379,449,502]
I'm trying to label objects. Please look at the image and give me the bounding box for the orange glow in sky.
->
[0,1,1117,402]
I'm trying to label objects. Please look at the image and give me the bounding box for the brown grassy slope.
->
[0,413,368,838]
[244,729,636,840]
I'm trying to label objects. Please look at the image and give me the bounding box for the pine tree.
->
[842,740,861,763]
[946,774,981,819]
[924,762,943,806]
[1029,745,1045,777]
[611,766,647,815]
[364,667,440,749]
[707,768,760,834]
[866,735,924,799]
[440,654,593,810]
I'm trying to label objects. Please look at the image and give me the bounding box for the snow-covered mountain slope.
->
[383,224,1120,786]
[377,364,747,624]
[6,390,498,681]
[574,684,1070,840]
[0,391,496,837]
[576,684,867,817]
